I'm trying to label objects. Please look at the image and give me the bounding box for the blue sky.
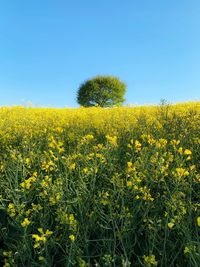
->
[0,0,200,107]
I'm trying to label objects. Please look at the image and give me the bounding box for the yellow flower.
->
[3,262,11,267]
[184,246,190,254]
[21,218,31,227]
[197,217,200,227]
[155,138,167,148]
[184,149,192,155]
[135,140,142,152]
[69,234,75,242]
[45,229,53,236]
[127,162,133,168]
[101,199,108,205]
[170,139,180,146]
[183,244,196,255]
[83,167,89,174]
[7,203,16,217]
[69,163,76,171]
[126,181,133,187]
[8,203,15,209]
[127,161,135,172]
[175,168,189,177]
[186,156,191,161]
[32,234,43,242]
[32,228,53,248]
[40,179,49,187]
[178,147,183,154]
[168,220,175,229]
[81,134,94,144]
[3,251,12,257]
[189,165,196,172]
[106,135,117,147]
[25,158,31,167]
[143,191,154,201]
[20,174,37,190]
[143,254,158,266]
[38,256,45,261]
[41,160,55,171]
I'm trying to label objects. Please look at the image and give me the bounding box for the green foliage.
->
[77,75,126,107]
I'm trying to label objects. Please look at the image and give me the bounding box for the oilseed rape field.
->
[0,103,200,267]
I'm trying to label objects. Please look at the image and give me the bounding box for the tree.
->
[77,75,126,107]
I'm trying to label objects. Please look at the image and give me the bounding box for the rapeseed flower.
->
[7,203,16,217]
[32,228,53,248]
[143,254,158,266]
[168,221,175,229]
[69,163,76,171]
[197,217,200,227]
[21,218,31,227]
[174,168,189,177]
[69,234,75,242]
[106,135,117,147]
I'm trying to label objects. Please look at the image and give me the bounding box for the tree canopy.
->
[77,76,126,107]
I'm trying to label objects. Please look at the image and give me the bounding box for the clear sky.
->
[0,0,200,107]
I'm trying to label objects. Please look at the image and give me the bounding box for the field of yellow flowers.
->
[0,102,200,266]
